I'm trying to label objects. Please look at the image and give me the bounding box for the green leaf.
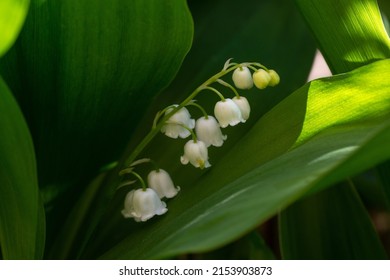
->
[0,0,193,249]
[0,0,29,57]
[194,231,276,260]
[295,0,390,73]
[98,59,390,259]
[279,183,387,259]
[0,77,44,259]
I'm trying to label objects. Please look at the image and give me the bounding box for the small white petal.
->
[181,140,211,169]
[232,66,253,89]
[214,98,244,128]
[132,188,167,222]
[122,188,167,222]
[161,105,195,139]
[121,190,136,218]
[232,96,250,121]
[195,116,227,147]
[147,169,180,199]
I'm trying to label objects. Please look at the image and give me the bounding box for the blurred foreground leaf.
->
[279,183,387,259]
[295,0,390,73]
[0,0,193,250]
[0,0,29,57]
[0,78,44,259]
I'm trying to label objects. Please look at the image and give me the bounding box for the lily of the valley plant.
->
[119,61,279,222]
[1,0,390,260]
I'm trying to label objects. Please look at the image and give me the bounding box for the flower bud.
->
[232,66,253,89]
[214,98,244,128]
[180,140,211,169]
[268,69,280,86]
[195,116,227,147]
[253,69,271,89]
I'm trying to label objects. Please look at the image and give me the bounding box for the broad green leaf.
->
[98,60,390,259]
[78,0,316,259]
[289,0,390,260]
[0,0,29,57]
[194,231,276,260]
[295,0,390,74]
[0,0,193,250]
[0,77,44,259]
[279,183,387,259]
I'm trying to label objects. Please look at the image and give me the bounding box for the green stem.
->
[217,79,240,98]
[187,101,209,119]
[203,86,226,101]
[130,171,147,191]
[245,62,268,71]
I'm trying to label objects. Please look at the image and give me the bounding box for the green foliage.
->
[0,0,29,57]
[0,0,389,260]
[0,78,44,259]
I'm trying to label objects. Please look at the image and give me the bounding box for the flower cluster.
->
[119,60,279,222]
[160,61,279,169]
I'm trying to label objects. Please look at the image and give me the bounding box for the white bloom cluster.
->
[120,60,279,222]
[160,62,279,170]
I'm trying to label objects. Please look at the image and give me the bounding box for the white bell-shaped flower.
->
[121,190,136,219]
[180,140,211,169]
[232,66,253,89]
[121,188,168,222]
[161,105,195,139]
[147,169,180,199]
[195,116,227,147]
[253,69,271,89]
[214,98,244,128]
[232,96,250,121]
[268,69,280,86]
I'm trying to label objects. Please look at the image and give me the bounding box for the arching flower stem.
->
[186,101,209,119]
[217,79,241,98]
[202,86,226,101]
[130,171,147,191]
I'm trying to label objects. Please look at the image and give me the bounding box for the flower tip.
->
[268,69,280,86]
